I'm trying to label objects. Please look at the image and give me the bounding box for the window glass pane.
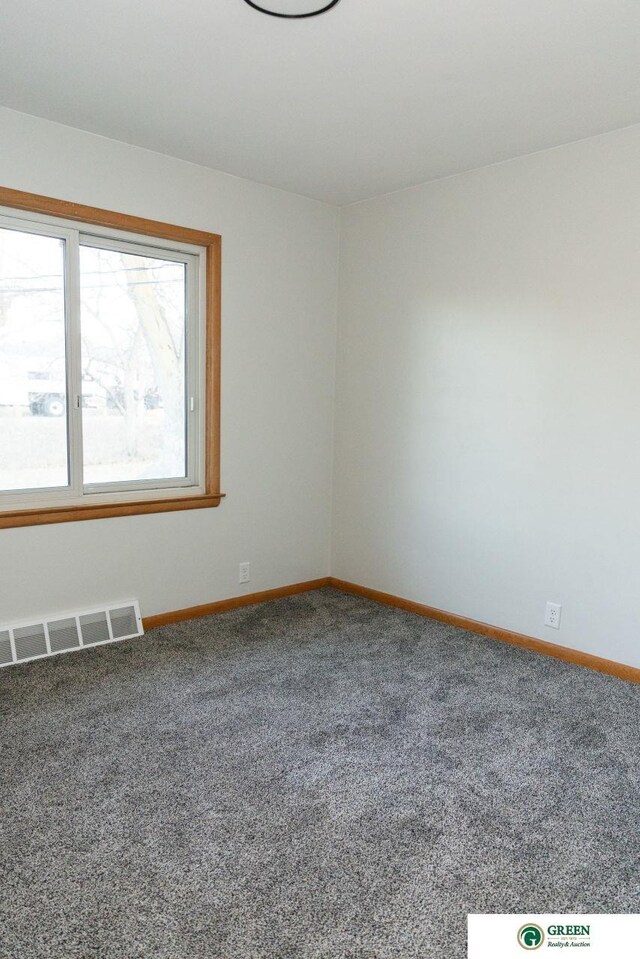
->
[79,245,187,485]
[0,227,68,492]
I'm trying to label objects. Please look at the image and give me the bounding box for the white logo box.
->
[468,914,640,958]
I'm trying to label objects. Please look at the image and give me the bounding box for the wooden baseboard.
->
[143,578,330,630]
[328,578,640,685]
[142,574,640,685]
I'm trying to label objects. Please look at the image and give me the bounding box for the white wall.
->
[0,107,340,621]
[333,125,640,668]
[3,107,639,670]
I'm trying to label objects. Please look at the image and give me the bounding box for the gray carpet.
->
[1,587,639,959]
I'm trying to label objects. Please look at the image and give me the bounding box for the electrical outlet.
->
[239,562,251,585]
[544,602,562,629]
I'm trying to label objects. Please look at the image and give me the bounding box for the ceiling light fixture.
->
[242,0,341,18]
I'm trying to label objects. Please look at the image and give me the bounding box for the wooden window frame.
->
[0,186,223,529]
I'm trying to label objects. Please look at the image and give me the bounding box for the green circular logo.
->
[517,924,545,950]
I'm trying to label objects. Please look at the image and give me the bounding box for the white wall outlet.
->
[239,562,251,585]
[544,602,562,629]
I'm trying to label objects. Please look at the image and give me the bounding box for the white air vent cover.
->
[0,601,143,669]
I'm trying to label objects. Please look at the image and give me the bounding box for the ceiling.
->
[1,0,639,205]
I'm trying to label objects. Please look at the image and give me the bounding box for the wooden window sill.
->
[0,494,225,529]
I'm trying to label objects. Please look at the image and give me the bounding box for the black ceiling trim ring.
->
[242,0,341,19]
